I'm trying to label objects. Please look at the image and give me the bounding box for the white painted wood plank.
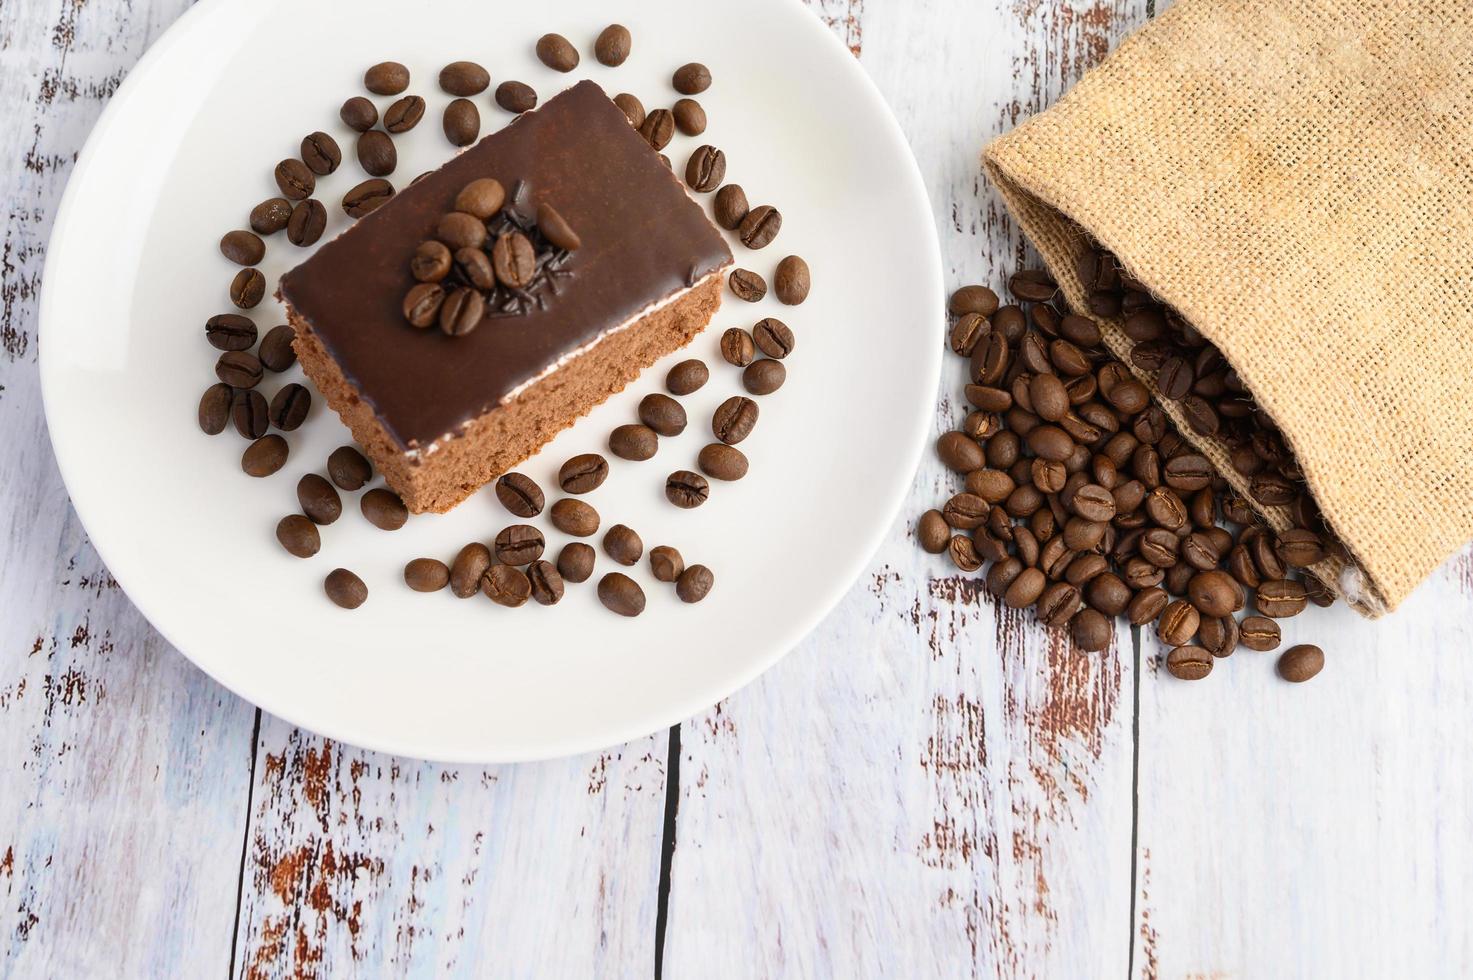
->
[662,0,1149,975]
[0,1,256,978]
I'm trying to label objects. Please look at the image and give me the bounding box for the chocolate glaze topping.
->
[280,80,733,451]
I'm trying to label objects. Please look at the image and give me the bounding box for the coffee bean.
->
[1127,585,1169,625]
[454,178,505,219]
[685,145,725,192]
[1276,528,1325,568]
[1239,615,1282,651]
[559,453,610,493]
[638,393,687,437]
[1036,580,1082,627]
[494,524,545,566]
[594,23,632,65]
[403,283,445,328]
[357,130,396,177]
[490,231,535,289]
[1157,599,1200,646]
[490,472,542,518]
[269,383,311,431]
[454,247,495,289]
[665,470,710,509]
[300,131,341,176]
[649,545,684,582]
[720,327,756,367]
[450,543,493,598]
[770,255,812,306]
[216,351,263,388]
[443,99,481,146]
[286,198,326,247]
[1026,425,1074,462]
[949,285,1000,317]
[666,359,708,395]
[205,313,257,351]
[729,268,766,302]
[713,184,749,230]
[936,431,984,473]
[274,514,319,559]
[1166,645,1212,680]
[198,383,232,435]
[340,96,378,132]
[220,230,265,266]
[328,445,372,491]
[1250,533,1288,581]
[609,423,659,461]
[526,560,565,606]
[229,268,266,309]
[496,80,539,114]
[1277,643,1324,682]
[550,498,600,536]
[743,359,786,395]
[672,98,706,136]
[408,242,451,285]
[384,95,425,133]
[698,443,748,482]
[612,92,645,127]
[258,328,302,371]
[1256,579,1307,618]
[482,563,532,607]
[672,62,711,94]
[1008,269,1057,302]
[1188,569,1243,617]
[361,488,408,530]
[439,60,490,96]
[536,33,579,71]
[948,535,982,571]
[1071,483,1116,522]
[712,396,758,445]
[364,61,409,95]
[297,473,341,525]
[343,178,394,217]
[274,157,315,200]
[753,318,794,358]
[1070,608,1113,652]
[1003,567,1046,609]
[942,492,989,531]
[232,389,268,439]
[536,203,581,251]
[404,557,450,592]
[676,565,714,603]
[325,568,368,609]
[598,572,645,616]
[557,542,596,583]
[738,205,781,249]
[242,434,288,477]
[439,287,485,337]
[250,197,293,235]
[639,108,674,150]
[603,524,643,566]
[1198,615,1239,658]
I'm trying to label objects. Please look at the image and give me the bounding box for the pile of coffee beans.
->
[920,271,1330,683]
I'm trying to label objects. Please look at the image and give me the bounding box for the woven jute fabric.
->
[982,0,1473,616]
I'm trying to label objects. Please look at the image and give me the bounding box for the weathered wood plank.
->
[0,0,255,977]
[661,0,1149,974]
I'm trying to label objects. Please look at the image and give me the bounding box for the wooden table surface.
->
[4,0,1472,976]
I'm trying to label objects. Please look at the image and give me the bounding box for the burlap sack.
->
[982,0,1473,616]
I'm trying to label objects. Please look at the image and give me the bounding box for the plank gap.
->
[226,707,263,980]
[653,723,681,980]
[1126,627,1142,980]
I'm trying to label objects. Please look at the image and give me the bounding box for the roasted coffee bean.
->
[454,178,505,219]
[1139,527,1180,568]
[364,61,409,95]
[1127,585,1170,625]
[1198,615,1239,658]
[639,393,687,436]
[242,434,288,477]
[964,411,1002,442]
[328,445,372,491]
[612,92,644,127]
[1165,562,1196,596]
[673,61,712,94]
[720,327,756,366]
[1025,425,1074,462]
[491,231,535,288]
[297,473,342,525]
[966,384,1011,413]
[951,314,990,357]
[729,269,767,302]
[1145,487,1187,530]
[439,287,485,337]
[603,524,643,566]
[949,285,999,317]
[536,33,579,71]
[672,98,706,136]
[496,80,539,114]
[361,488,408,530]
[220,230,265,266]
[559,453,610,493]
[712,396,758,445]
[340,96,378,132]
[356,130,397,177]
[403,283,445,328]
[685,145,725,192]
[937,431,985,473]
[450,543,493,598]
[1003,567,1046,609]
[594,23,633,65]
[665,470,710,508]
[482,563,532,607]
[713,184,749,230]
[918,510,950,554]
[443,98,481,146]
[230,268,266,309]
[1276,528,1325,568]
[1085,572,1132,616]
[324,568,368,609]
[454,247,496,289]
[536,203,581,251]
[1239,615,1282,651]
[698,443,748,482]
[1157,599,1200,646]
[343,178,394,217]
[494,524,546,565]
[495,472,544,517]
[403,557,450,593]
[286,198,326,246]
[1256,579,1307,618]
[639,108,674,149]
[438,211,486,250]
[1166,645,1212,680]
[232,389,268,439]
[666,359,709,395]
[650,546,685,583]
[1188,569,1244,617]
[753,318,794,359]
[198,383,232,435]
[610,423,659,461]
[1071,608,1114,652]
[949,535,983,572]
[1071,483,1116,522]
[300,131,341,176]
[986,557,1024,596]
[1008,269,1057,302]
[942,492,990,531]
[1064,552,1109,587]
[1029,374,1069,422]
[439,60,490,96]
[1036,581,1082,628]
[526,560,564,606]
[551,498,600,537]
[270,158,315,202]
[557,542,596,584]
[275,514,320,559]
[269,383,311,431]
[738,205,781,249]
[1278,643,1324,682]
[1181,530,1221,571]
[598,572,646,616]
[1249,533,1287,581]
[216,350,263,389]
[205,313,257,351]
[742,359,786,395]
[250,197,293,235]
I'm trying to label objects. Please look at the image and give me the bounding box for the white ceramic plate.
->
[40,0,942,762]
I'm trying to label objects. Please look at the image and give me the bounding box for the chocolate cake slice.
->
[280,80,733,513]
